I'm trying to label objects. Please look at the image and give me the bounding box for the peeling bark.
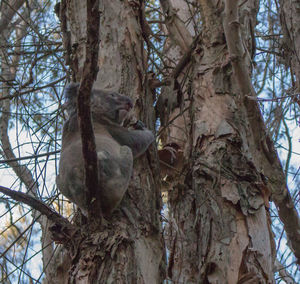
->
[280,0,300,103]
[52,0,164,282]
[164,1,278,282]
[224,0,300,264]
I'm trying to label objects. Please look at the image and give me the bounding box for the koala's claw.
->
[134,120,145,130]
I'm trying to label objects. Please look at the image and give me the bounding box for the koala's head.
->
[91,90,133,124]
[63,83,133,125]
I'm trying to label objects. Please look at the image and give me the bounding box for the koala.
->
[56,83,154,215]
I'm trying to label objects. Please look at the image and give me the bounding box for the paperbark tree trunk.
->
[279,0,300,107]
[164,1,277,282]
[50,1,164,283]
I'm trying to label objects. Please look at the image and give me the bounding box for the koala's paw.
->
[133,120,145,130]
[97,150,109,160]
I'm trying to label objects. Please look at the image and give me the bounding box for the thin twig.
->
[0,150,60,164]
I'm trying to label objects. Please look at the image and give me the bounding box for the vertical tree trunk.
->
[53,0,164,283]
[280,0,300,105]
[165,1,276,282]
[276,0,300,264]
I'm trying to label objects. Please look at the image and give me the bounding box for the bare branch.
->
[0,186,71,227]
[274,259,297,284]
[77,0,101,218]
[0,77,66,101]
[0,150,60,164]
[172,34,201,79]
[159,0,193,52]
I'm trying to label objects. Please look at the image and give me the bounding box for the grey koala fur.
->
[56,83,154,215]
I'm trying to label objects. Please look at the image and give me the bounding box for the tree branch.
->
[0,150,60,164]
[77,0,101,218]
[159,0,193,52]
[0,186,72,228]
[171,34,201,80]
[0,76,66,101]
[275,259,297,284]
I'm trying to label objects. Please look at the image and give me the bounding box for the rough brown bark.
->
[52,0,164,283]
[277,0,300,263]
[164,0,278,282]
[280,0,300,102]
[224,0,300,265]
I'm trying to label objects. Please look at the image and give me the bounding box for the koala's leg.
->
[97,146,133,215]
[57,148,87,210]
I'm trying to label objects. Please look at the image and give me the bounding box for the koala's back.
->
[57,122,133,213]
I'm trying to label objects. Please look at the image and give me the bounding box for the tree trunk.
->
[165,1,276,282]
[52,0,164,283]
[280,0,300,98]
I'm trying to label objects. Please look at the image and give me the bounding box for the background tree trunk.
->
[280,0,300,99]
[164,1,276,282]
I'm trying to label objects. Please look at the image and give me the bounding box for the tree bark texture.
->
[280,0,300,101]
[53,0,164,283]
[164,1,277,283]
[278,0,300,262]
